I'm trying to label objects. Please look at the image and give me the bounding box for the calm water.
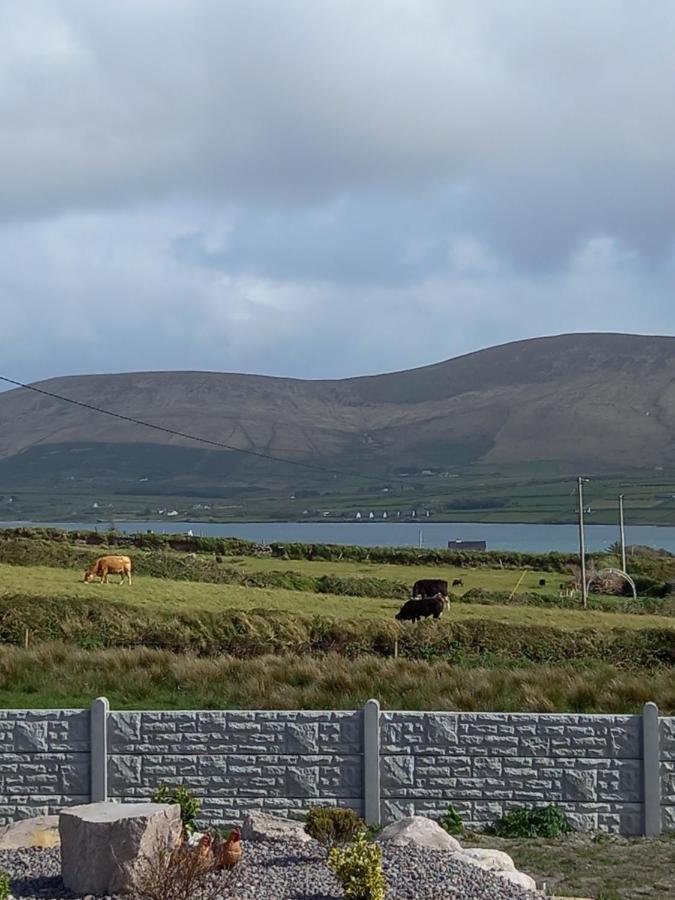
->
[2,519,675,553]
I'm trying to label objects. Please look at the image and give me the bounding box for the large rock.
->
[60,802,182,895]
[499,869,539,891]
[241,812,313,843]
[456,848,538,892]
[0,815,60,849]
[458,848,516,872]
[377,816,462,852]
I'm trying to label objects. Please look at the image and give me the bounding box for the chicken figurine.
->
[215,828,243,870]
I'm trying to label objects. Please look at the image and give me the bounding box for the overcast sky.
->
[2,0,675,386]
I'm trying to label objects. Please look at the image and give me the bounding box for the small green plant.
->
[152,784,201,835]
[328,830,386,900]
[489,803,573,839]
[438,803,463,836]
[597,889,622,900]
[0,870,10,900]
[305,806,366,844]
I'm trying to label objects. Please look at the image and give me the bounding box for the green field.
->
[0,528,672,717]
[2,562,674,631]
[226,553,563,594]
[7,459,675,524]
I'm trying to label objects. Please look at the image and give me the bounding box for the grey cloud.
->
[174,190,465,286]
[0,211,673,387]
[1,1,675,386]
[2,1,675,260]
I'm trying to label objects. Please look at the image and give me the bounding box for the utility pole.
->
[577,477,589,609]
[619,494,627,573]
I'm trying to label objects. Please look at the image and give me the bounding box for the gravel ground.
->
[0,841,542,899]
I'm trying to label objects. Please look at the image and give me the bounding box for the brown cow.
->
[84,555,132,585]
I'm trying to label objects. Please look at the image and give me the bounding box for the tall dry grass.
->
[0,644,672,713]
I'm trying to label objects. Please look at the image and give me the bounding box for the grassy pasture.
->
[223,553,563,595]
[1,562,674,631]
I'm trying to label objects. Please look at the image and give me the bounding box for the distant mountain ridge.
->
[1,333,675,489]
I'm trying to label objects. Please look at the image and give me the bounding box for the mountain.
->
[1,333,675,512]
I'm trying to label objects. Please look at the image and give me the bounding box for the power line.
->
[0,374,393,485]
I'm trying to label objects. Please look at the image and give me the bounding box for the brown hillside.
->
[1,333,674,474]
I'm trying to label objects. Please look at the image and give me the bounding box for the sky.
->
[1,0,675,386]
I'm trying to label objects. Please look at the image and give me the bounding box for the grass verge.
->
[0,645,672,712]
[467,831,675,900]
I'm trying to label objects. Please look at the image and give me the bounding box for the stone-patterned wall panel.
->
[661,718,675,760]
[0,710,90,824]
[381,712,646,834]
[107,710,364,826]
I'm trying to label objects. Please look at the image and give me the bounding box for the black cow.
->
[538,578,546,587]
[412,579,449,599]
[396,594,445,622]
[452,578,463,587]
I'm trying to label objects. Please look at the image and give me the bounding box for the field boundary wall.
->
[0,700,671,836]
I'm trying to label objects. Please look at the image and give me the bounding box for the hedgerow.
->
[0,527,584,570]
[0,595,672,667]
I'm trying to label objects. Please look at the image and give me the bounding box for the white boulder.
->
[60,802,182,895]
[456,848,538,892]
[458,847,516,872]
[377,816,462,852]
[499,869,539,891]
[241,811,313,843]
[0,815,60,849]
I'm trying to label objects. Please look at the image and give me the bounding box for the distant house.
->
[355,512,362,519]
[448,539,487,551]
[167,510,179,517]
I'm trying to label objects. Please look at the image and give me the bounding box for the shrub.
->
[134,835,222,900]
[438,803,463,836]
[328,830,386,900]
[0,870,10,900]
[305,806,366,844]
[152,785,201,835]
[489,804,573,838]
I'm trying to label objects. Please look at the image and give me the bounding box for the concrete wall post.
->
[363,699,381,827]
[90,696,109,803]
[642,701,661,837]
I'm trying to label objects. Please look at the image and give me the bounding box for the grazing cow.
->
[84,555,132,585]
[452,578,463,588]
[396,594,445,622]
[411,578,449,609]
[538,578,546,587]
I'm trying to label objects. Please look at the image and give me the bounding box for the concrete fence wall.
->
[0,700,671,836]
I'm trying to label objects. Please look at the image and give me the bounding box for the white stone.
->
[457,847,516,872]
[499,869,538,891]
[60,802,182,895]
[241,812,313,843]
[0,815,59,849]
[377,816,462,851]
[455,849,538,892]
